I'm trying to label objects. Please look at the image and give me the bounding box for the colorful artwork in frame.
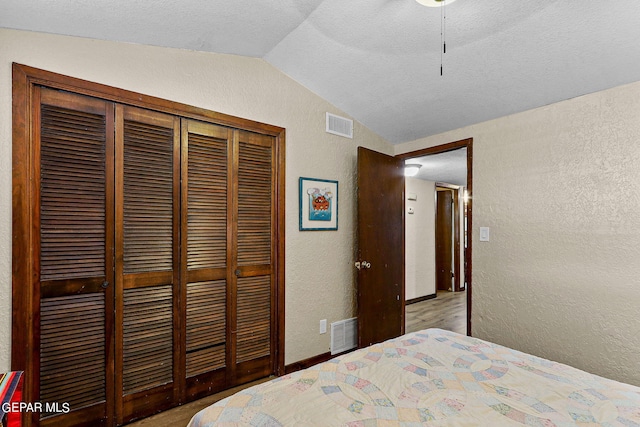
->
[299,177,338,231]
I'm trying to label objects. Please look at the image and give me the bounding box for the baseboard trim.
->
[285,352,331,374]
[406,293,437,305]
[284,349,353,374]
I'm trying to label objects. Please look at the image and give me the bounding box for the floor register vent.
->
[326,112,353,139]
[330,317,357,355]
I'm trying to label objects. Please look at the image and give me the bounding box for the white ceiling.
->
[407,148,467,187]
[2,1,640,145]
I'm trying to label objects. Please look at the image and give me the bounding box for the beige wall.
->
[3,28,639,389]
[405,178,436,300]
[396,81,640,387]
[0,28,393,370]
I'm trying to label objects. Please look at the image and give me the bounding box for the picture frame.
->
[299,177,338,231]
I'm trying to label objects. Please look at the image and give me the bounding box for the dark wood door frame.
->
[397,138,473,336]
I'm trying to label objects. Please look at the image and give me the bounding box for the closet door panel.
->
[234,131,275,383]
[236,276,271,362]
[185,279,226,378]
[182,120,231,399]
[115,105,180,423]
[122,112,176,273]
[121,285,173,393]
[37,88,115,427]
[237,135,273,268]
[39,89,111,285]
[185,122,229,271]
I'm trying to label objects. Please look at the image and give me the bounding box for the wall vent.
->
[330,317,357,355]
[326,113,353,139]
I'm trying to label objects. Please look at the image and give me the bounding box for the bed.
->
[188,328,640,426]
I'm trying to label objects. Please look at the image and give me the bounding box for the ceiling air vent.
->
[326,113,353,139]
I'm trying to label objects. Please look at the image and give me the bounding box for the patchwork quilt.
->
[188,329,640,426]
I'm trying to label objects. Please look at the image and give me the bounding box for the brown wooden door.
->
[181,122,275,399]
[181,119,232,400]
[436,189,454,291]
[36,88,115,427]
[233,130,275,384]
[115,105,181,424]
[356,147,405,348]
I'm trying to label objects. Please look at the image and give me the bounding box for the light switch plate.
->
[479,227,490,242]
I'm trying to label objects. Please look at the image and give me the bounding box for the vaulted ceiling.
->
[2,1,640,145]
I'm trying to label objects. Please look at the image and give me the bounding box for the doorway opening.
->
[398,138,472,336]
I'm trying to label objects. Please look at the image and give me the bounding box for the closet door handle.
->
[101,281,109,289]
[235,269,241,277]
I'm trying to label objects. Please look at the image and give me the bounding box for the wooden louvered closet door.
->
[234,130,275,383]
[181,120,231,399]
[36,88,115,427]
[14,65,283,427]
[114,106,180,424]
[181,121,275,397]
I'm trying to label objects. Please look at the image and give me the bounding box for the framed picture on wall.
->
[299,177,338,231]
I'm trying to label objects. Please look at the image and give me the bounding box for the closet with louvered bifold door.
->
[181,120,275,400]
[20,74,281,427]
[36,91,182,427]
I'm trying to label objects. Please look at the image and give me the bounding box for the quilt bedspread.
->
[188,328,640,426]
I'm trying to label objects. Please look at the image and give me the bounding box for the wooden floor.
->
[405,290,467,335]
[126,378,271,427]
[126,290,467,426]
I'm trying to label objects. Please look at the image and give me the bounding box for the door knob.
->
[355,261,371,270]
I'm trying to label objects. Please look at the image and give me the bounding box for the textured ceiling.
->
[2,1,640,145]
[407,148,467,187]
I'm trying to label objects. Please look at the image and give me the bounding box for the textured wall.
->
[0,29,392,370]
[405,178,436,300]
[396,81,640,386]
[4,29,639,387]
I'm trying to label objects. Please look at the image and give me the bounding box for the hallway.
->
[405,290,467,335]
